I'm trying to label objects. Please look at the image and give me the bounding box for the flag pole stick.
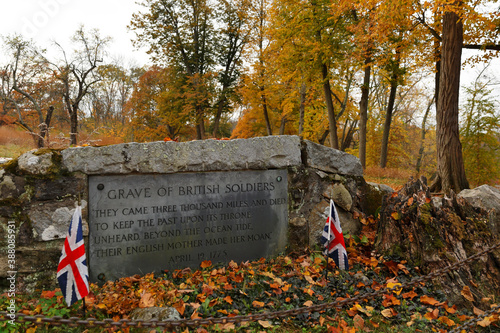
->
[325,200,333,280]
[78,192,86,318]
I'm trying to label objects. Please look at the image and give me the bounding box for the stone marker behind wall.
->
[88,170,288,282]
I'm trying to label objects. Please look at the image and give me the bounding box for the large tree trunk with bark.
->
[322,64,339,149]
[375,177,500,307]
[431,9,469,194]
[379,77,398,168]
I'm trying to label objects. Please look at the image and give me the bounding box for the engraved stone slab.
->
[88,170,288,282]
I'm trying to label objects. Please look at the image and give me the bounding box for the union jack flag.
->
[57,206,89,306]
[320,199,349,270]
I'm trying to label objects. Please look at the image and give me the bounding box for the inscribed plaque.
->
[88,170,288,282]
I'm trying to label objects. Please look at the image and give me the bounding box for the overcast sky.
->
[0,1,497,94]
[0,0,150,66]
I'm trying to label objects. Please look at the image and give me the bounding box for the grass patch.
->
[0,126,35,158]
[0,143,33,159]
[364,166,416,190]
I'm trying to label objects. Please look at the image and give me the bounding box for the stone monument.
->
[0,136,379,291]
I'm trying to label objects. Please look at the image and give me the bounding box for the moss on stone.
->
[0,159,19,175]
[418,203,446,250]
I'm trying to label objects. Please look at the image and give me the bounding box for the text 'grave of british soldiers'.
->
[88,170,289,282]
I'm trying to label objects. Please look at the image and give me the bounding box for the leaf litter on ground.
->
[1,217,499,332]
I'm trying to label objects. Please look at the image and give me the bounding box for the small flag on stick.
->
[57,205,89,306]
[320,199,349,270]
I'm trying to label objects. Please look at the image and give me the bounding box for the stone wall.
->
[0,136,383,292]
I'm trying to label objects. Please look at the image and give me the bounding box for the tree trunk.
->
[37,106,54,148]
[279,115,287,135]
[261,91,272,136]
[359,56,371,169]
[318,129,329,145]
[379,68,399,168]
[69,106,78,146]
[322,64,339,149]
[195,105,205,140]
[375,177,500,307]
[431,8,469,194]
[415,99,433,173]
[212,96,226,138]
[340,119,357,152]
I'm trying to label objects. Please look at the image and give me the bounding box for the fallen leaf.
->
[252,300,265,308]
[41,290,57,299]
[258,320,273,328]
[391,211,400,220]
[220,323,236,331]
[305,275,315,284]
[384,261,400,276]
[191,311,202,320]
[173,300,185,316]
[223,296,233,304]
[473,307,485,316]
[303,300,313,307]
[353,314,364,329]
[139,292,155,308]
[387,282,403,295]
[346,308,357,317]
[424,308,439,320]
[190,302,201,310]
[383,294,401,307]
[477,316,494,327]
[443,303,457,314]
[420,295,439,306]
[461,286,474,302]
[355,304,373,317]
[303,288,315,296]
[438,316,456,327]
[200,260,212,268]
[371,280,382,290]
[402,290,418,300]
[397,263,410,274]
[381,308,396,318]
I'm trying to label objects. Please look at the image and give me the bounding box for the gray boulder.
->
[458,185,500,235]
[129,307,181,321]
